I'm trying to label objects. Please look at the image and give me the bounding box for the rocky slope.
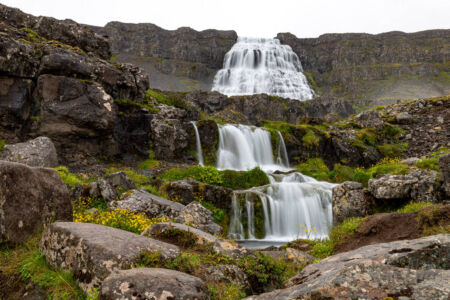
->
[93,22,237,91]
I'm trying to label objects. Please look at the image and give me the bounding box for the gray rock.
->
[0,161,72,244]
[246,234,450,299]
[109,189,185,219]
[332,181,376,224]
[400,157,420,166]
[39,222,180,293]
[176,201,222,235]
[205,264,249,290]
[104,171,136,191]
[354,110,384,129]
[368,168,437,202]
[396,111,414,124]
[100,268,209,300]
[439,153,450,197]
[0,136,58,167]
[88,179,116,202]
[284,248,315,265]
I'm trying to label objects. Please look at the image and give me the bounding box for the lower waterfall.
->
[195,123,335,245]
[191,121,204,166]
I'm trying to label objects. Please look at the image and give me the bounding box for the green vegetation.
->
[208,282,246,300]
[146,89,189,109]
[114,99,160,114]
[377,143,408,158]
[109,53,120,63]
[0,139,5,151]
[160,166,269,190]
[301,130,320,148]
[105,166,149,187]
[0,235,85,300]
[137,159,160,170]
[416,146,449,171]
[303,72,321,95]
[397,201,433,213]
[54,166,93,187]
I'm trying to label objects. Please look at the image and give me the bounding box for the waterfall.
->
[214,124,336,243]
[191,121,204,166]
[211,37,315,101]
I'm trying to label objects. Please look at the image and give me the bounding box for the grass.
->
[105,167,150,187]
[137,159,160,170]
[145,89,188,109]
[377,143,408,158]
[0,139,5,151]
[397,201,433,213]
[0,235,85,300]
[160,166,269,190]
[114,99,159,113]
[208,282,246,300]
[54,166,94,187]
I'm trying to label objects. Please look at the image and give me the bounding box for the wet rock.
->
[246,234,450,299]
[176,201,222,235]
[354,110,384,129]
[109,189,185,219]
[439,153,450,197]
[0,161,72,244]
[104,171,136,191]
[39,222,180,293]
[332,181,376,224]
[0,136,58,167]
[368,168,437,202]
[100,268,209,300]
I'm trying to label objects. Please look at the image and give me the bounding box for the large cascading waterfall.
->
[211,37,315,101]
[215,124,336,243]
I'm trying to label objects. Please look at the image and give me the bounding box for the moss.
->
[296,158,331,181]
[30,116,41,123]
[109,53,120,63]
[20,27,45,43]
[151,228,199,249]
[114,99,160,114]
[397,201,433,213]
[207,282,246,300]
[303,72,321,95]
[137,159,160,170]
[377,143,408,158]
[54,166,94,187]
[145,89,188,110]
[0,139,6,152]
[105,167,150,187]
[301,130,320,149]
[200,201,229,235]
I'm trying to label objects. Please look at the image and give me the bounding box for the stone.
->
[104,171,136,191]
[368,168,437,202]
[109,189,185,219]
[204,264,249,290]
[439,153,450,197]
[39,222,180,293]
[0,136,58,167]
[176,201,222,235]
[100,268,209,300]
[150,116,189,161]
[0,161,72,244]
[246,234,450,299]
[395,111,414,124]
[354,110,384,129]
[332,181,376,224]
[400,157,420,166]
[284,248,315,265]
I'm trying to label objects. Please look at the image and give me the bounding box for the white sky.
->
[1,0,449,38]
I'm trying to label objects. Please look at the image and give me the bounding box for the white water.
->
[214,124,335,242]
[190,121,204,166]
[211,37,315,101]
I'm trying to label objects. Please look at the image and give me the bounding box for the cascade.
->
[211,37,315,101]
[190,121,204,166]
[214,124,336,244]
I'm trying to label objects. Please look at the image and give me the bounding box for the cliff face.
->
[94,22,237,91]
[277,30,450,103]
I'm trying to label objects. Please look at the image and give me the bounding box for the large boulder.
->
[0,161,71,244]
[176,201,222,235]
[100,268,209,300]
[39,222,180,293]
[246,234,450,299]
[109,189,185,219]
[0,137,58,167]
[332,181,376,224]
[368,168,438,202]
[204,264,250,291]
[439,153,450,197]
[353,109,384,129]
[104,171,136,191]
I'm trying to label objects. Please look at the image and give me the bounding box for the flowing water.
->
[213,124,335,247]
[190,121,204,166]
[211,37,315,101]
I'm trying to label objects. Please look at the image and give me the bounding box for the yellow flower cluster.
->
[300,224,317,234]
[74,205,169,234]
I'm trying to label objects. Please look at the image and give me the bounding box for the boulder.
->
[104,171,136,191]
[0,137,58,167]
[354,109,384,129]
[400,157,420,165]
[332,181,376,224]
[204,264,249,291]
[368,168,437,202]
[39,222,180,293]
[87,179,116,202]
[246,234,450,299]
[395,111,414,124]
[100,268,209,300]
[176,201,222,235]
[0,161,71,244]
[439,153,450,197]
[150,116,189,161]
[284,248,315,266]
[109,189,185,219]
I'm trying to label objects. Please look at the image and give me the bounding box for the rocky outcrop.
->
[204,264,250,291]
[94,22,237,91]
[368,168,438,202]
[39,222,180,293]
[176,201,222,235]
[0,136,58,167]
[0,161,71,244]
[277,30,450,103]
[439,153,450,198]
[332,181,376,224]
[104,171,136,191]
[142,222,218,246]
[100,268,209,300]
[353,110,384,129]
[246,234,450,299]
[109,189,185,219]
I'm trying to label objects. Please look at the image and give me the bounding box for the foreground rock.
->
[368,168,438,202]
[0,161,71,244]
[332,181,376,224]
[40,222,180,292]
[0,137,58,167]
[100,268,209,300]
[246,234,450,299]
[176,201,222,235]
[109,189,185,219]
